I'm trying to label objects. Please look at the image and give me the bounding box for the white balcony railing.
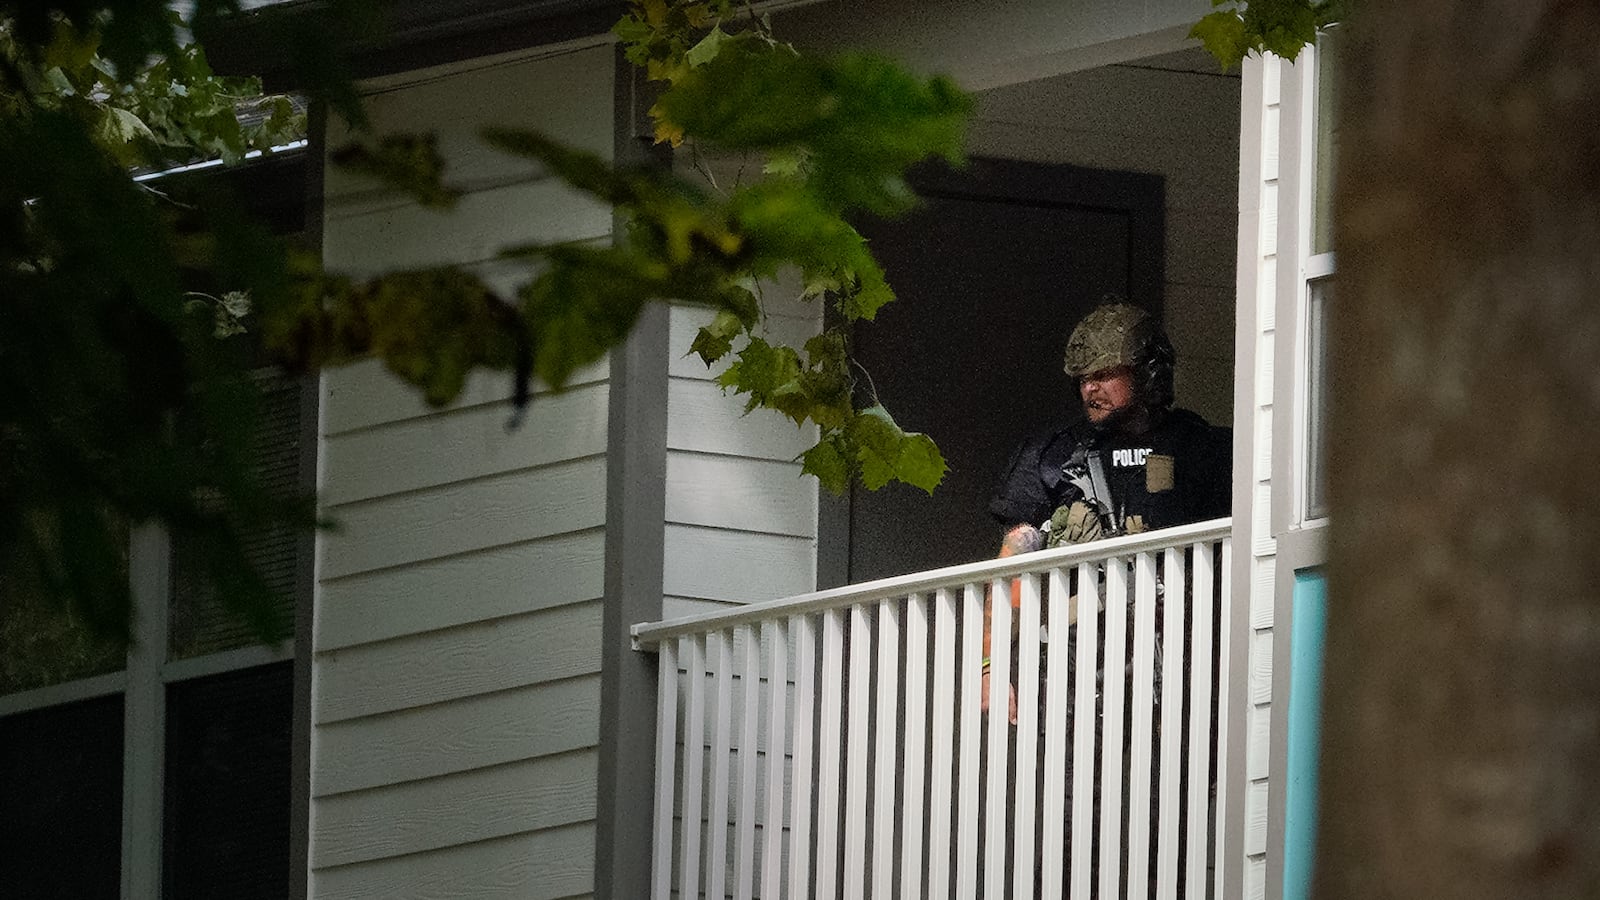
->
[632,518,1233,900]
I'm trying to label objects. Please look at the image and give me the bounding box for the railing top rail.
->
[631,517,1230,649]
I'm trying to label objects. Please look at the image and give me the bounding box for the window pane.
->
[169,371,307,660]
[0,586,126,695]
[1312,28,1344,255]
[1306,279,1332,519]
[163,662,292,900]
[0,695,125,898]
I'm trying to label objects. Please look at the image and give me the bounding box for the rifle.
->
[1059,441,1122,537]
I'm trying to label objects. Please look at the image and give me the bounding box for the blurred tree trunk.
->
[1320,2,1600,897]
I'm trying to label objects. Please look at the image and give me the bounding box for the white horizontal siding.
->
[312,41,614,900]
[323,46,614,277]
[666,305,821,383]
[315,602,603,724]
[313,749,599,867]
[320,455,606,580]
[325,178,612,274]
[314,675,601,796]
[662,287,822,616]
[311,823,597,900]
[664,453,817,538]
[321,383,608,506]
[317,528,605,651]
[322,356,608,436]
[665,379,816,462]
[662,596,742,621]
[662,525,815,604]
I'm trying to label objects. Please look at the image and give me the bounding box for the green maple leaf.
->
[716,336,800,402]
[762,149,805,177]
[800,438,850,495]
[1190,10,1250,72]
[688,309,745,366]
[897,433,947,494]
[716,283,761,327]
[849,405,905,490]
[683,24,730,68]
[842,263,895,321]
[800,269,841,299]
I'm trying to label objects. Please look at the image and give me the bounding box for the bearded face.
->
[1078,365,1137,426]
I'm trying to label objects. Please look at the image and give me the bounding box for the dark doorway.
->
[823,157,1165,584]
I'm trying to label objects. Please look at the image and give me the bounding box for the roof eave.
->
[202,0,622,89]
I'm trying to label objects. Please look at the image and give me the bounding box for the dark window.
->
[1312,27,1344,255]
[163,663,292,900]
[0,695,126,900]
[170,370,308,660]
[1306,279,1332,519]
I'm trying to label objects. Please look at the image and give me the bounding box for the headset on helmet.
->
[1063,301,1175,411]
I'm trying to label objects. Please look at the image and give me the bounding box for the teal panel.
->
[1283,568,1327,900]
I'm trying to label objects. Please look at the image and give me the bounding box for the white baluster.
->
[652,639,680,900]
[1127,551,1161,893]
[928,588,961,900]
[1099,558,1129,900]
[985,577,1013,899]
[872,599,901,900]
[903,593,932,900]
[1214,538,1234,900]
[844,603,873,899]
[1157,547,1188,899]
[707,629,735,900]
[815,609,847,899]
[762,620,788,900]
[1069,562,1100,900]
[1186,540,1216,900]
[789,614,818,900]
[1013,572,1043,900]
[956,584,983,899]
[1039,568,1073,900]
[681,634,708,900]
[737,625,761,900]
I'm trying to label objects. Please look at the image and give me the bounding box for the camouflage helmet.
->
[1063,302,1176,409]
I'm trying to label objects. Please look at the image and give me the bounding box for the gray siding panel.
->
[316,528,605,651]
[319,456,607,580]
[311,42,614,899]
[661,524,815,604]
[322,356,608,437]
[664,452,817,538]
[311,824,596,900]
[321,383,608,506]
[665,378,815,462]
[324,178,613,273]
[661,296,821,614]
[313,750,599,868]
[314,602,603,724]
[314,675,601,796]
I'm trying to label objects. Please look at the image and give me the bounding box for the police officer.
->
[982,301,1230,719]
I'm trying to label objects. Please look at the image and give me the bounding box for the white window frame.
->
[1265,33,1339,900]
[1272,37,1338,541]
